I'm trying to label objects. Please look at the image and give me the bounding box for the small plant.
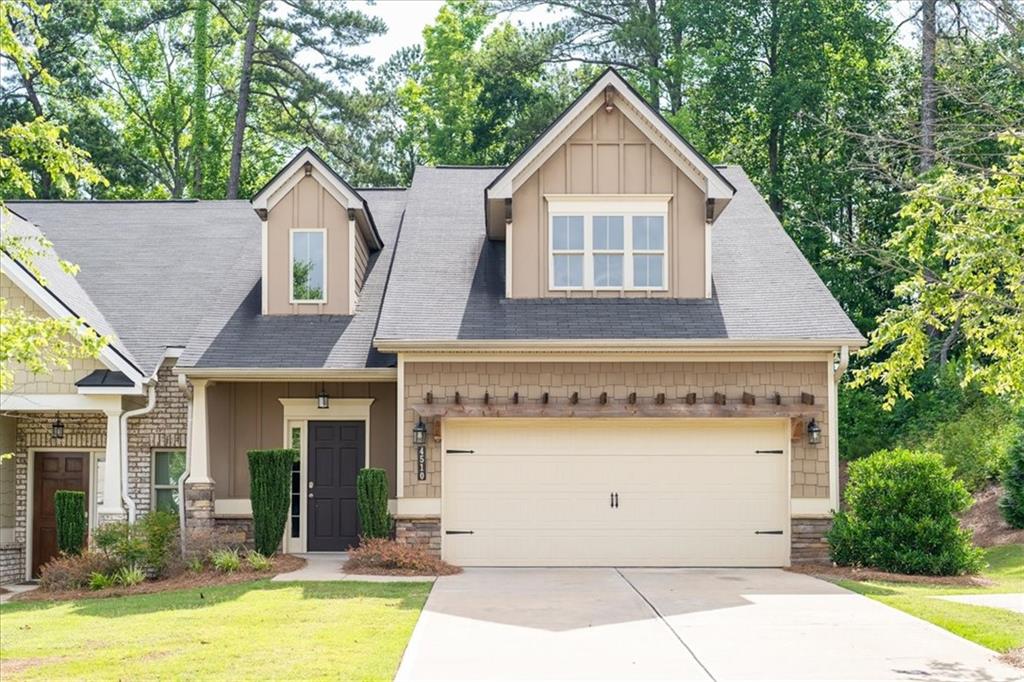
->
[828,449,984,575]
[1000,430,1024,528]
[39,551,120,591]
[345,538,461,576]
[210,548,241,573]
[94,521,147,566]
[187,557,204,573]
[246,551,272,571]
[248,449,295,556]
[55,490,87,555]
[88,572,115,591]
[356,469,391,539]
[139,510,179,576]
[113,565,145,586]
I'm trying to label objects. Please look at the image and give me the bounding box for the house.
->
[0,69,863,583]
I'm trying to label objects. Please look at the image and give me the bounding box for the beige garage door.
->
[442,419,789,567]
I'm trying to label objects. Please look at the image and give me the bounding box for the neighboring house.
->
[0,69,863,583]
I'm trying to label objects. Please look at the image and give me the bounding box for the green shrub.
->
[187,557,204,572]
[210,548,241,572]
[1000,431,1024,528]
[89,571,115,590]
[113,565,145,586]
[356,468,391,539]
[920,400,1019,490]
[139,511,179,576]
[94,521,148,567]
[38,551,120,591]
[247,449,295,556]
[54,490,87,555]
[246,551,272,571]
[827,449,983,575]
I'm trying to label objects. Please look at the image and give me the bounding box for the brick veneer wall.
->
[403,361,830,499]
[126,363,188,512]
[791,517,833,564]
[0,543,25,585]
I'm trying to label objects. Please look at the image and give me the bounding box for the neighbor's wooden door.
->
[33,452,89,576]
[307,421,364,552]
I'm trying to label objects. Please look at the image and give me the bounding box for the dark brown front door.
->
[33,451,89,576]
[307,421,364,551]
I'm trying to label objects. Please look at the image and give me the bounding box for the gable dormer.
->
[485,69,734,300]
[252,149,382,315]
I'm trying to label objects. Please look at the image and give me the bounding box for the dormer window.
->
[547,197,668,292]
[290,229,326,303]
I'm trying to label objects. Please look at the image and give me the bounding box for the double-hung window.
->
[548,198,668,291]
[153,450,186,513]
[290,229,326,303]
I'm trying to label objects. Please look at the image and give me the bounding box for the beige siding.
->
[265,175,353,315]
[0,274,107,393]
[207,381,397,498]
[353,227,370,294]
[402,361,830,500]
[0,417,15,531]
[509,108,707,298]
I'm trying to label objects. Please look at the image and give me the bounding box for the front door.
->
[33,451,90,576]
[307,421,365,551]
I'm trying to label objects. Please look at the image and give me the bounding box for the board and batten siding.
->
[353,225,370,293]
[206,381,397,499]
[509,107,707,299]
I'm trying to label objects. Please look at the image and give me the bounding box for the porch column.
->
[98,408,125,521]
[188,379,212,484]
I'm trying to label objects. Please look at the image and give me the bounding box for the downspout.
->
[121,384,157,524]
[834,345,850,383]
[177,373,193,557]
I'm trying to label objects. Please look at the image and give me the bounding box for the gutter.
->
[374,338,868,354]
[120,384,156,524]
[171,367,397,381]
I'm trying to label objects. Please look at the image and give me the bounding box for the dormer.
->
[252,148,382,315]
[485,69,734,300]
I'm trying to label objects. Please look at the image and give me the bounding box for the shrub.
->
[138,511,179,576]
[247,449,295,555]
[1000,431,1024,528]
[246,551,272,571]
[210,548,241,572]
[39,551,120,591]
[187,557,204,572]
[113,565,145,586]
[89,572,115,591]
[921,400,1019,490]
[345,538,461,576]
[94,521,147,566]
[827,449,984,575]
[356,468,391,539]
[54,490,87,555]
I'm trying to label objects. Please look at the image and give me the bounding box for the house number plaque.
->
[416,445,427,481]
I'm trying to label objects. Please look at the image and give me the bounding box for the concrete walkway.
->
[936,593,1024,614]
[271,553,435,583]
[397,568,1020,681]
[0,584,38,603]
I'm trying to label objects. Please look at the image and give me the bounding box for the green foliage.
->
[828,449,983,575]
[187,557,204,572]
[247,449,295,556]
[356,468,391,539]
[210,548,241,573]
[93,521,146,567]
[54,490,86,555]
[139,511,179,576]
[246,550,272,571]
[1000,432,1024,528]
[113,565,145,586]
[88,571,115,591]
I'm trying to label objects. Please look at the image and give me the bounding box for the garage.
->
[442,419,790,567]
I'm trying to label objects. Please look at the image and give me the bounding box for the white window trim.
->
[289,228,328,304]
[152,449,186,514]
[547,198,669,292]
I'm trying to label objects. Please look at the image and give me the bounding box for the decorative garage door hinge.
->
[754,449,784,454]
[445,449,475,454]
[445,530,474,535]
[754,530,784,535]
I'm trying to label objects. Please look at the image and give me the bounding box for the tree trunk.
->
[191,0,210,197]
[227,0,260,199]
[920,0,937,172]
[766,0,784,217]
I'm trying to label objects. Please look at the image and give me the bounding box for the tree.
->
[191,0,210,196]
[920,0,937,172]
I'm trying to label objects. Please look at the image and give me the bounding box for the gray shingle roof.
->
[177,189,406,369]
[375,166,863,343]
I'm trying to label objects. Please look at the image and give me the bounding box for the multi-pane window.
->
[549,209,667,291]
[291,230,326,302]
[153,450,186,513]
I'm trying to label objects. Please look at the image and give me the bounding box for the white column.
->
[188,379,213,484]
[98,409,124,516]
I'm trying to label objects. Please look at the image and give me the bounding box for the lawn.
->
[838,545,1024,653]
[0,580,431,681]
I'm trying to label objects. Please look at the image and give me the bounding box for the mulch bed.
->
[9,554,306,603]
[343,565,461,577]
[1000,647,1024,669]
[787,563,995,587]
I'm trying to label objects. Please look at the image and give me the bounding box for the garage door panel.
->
[443,419,789,567]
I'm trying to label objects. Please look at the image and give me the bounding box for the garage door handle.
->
[446,449,474,454]
[755,449,784,454]
[445,530,474,535]
[755,530,784,535]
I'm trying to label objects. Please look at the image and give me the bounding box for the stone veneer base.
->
[791,516,833,565]
[394,517,442,558]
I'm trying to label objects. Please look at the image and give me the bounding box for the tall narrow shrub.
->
[1000,432,1024,528]
[357,468,391,538]
[54,490,87,555]
[247,449,295,555]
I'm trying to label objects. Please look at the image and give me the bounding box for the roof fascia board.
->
[77,385,146,396]
[173,367,397,381]
[0,393,123,412]
[374,338,866,353]
[1,254,147,384]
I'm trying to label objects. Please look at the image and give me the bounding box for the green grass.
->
[0,580,431,681]
[838,545,1024,653]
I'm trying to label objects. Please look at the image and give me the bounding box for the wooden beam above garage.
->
[411,402,818,419]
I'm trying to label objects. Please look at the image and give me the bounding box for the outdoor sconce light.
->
[412,418,428,446]
[806,418,822,445]
[51,415,65,440]
[316,383,329,409]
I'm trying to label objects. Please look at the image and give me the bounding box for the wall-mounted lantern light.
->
[806,418,821,445]
[316,383,329,409]
[412,418,428,446]
[51,415,65,440]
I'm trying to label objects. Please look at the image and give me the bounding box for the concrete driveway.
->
[396,568,1020,681]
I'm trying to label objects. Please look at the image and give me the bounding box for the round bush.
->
[1000,431,1024,528]
[827,449,983,575]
